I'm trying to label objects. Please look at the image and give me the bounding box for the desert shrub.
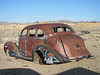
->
[0,36,1,44]
[81,30,90,35]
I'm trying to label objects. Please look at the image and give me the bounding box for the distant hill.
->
[47,20,73,23]
[0,22,9,25]
[0,20,100,25]
[56,20,73,23]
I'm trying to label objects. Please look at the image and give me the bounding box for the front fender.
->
[4,42,19,55]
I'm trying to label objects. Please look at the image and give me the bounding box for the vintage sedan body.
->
[4,23,90,64]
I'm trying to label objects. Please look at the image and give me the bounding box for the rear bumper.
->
[69,55,86,60]
[76,55,86,59]
[62,55,87,63]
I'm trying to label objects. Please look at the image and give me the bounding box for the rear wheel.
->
[32,51,43,64]
[33,52,40,64]
[33,46,60,65]
[43,49,54,64]
[39,57,44,65]
[38,46,60,65]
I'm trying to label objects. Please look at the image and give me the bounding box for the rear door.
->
[26,28,36,56]
[35,28,45,45]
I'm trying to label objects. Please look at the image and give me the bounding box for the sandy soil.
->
[0,23,100,75]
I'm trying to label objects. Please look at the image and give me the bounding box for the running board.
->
[11,54,33,61]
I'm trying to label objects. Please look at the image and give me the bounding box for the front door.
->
[19,28,36,56]
[19,29,28,56]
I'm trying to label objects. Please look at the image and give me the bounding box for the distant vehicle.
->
[4,23,90,64]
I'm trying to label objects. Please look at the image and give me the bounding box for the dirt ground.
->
[0,23,100,75]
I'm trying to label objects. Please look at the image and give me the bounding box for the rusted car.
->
[4,23,90,64]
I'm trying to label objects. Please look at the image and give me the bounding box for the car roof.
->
[24,23,75,35]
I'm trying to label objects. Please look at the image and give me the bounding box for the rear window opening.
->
[53,26,72,33]
[37,29,44,37]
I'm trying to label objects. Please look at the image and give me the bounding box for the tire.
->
[43,50,54,65]
[4,43,11,56]
[6,49,10,56]
[33,45,60,65]
[37,46,55,65]
[32,51,41,64]
[39,57,44,65]
[4,42,19,56]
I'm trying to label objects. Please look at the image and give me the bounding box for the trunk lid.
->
[59,34,89,57]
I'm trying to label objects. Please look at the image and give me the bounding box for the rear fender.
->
[33,44,67,63]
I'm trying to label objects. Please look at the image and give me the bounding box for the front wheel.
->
[6,49,10,56]
[4,44,12,56]
[4,42,19,56]
[4,47,14,56]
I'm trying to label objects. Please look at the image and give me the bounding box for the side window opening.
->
[21,29,27,36]
[53,26,72,33]
[57,27,64,32]
[66,28,71,32]
[29,28,36,37]
[37,29,44,37]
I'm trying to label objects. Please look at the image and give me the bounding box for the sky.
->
[0,0,100,23]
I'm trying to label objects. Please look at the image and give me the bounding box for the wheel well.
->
[33,50,43,61]
[36,50,43,58]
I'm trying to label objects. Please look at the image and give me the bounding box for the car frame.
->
[4,23,90,64]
